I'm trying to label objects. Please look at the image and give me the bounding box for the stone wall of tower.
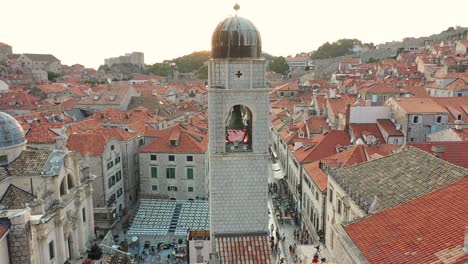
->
[209,154,269,234]
[208,57,270,234]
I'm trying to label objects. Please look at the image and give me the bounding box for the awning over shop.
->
[272,162,284,180]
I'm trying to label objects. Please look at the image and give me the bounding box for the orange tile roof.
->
[305,116,330,134]
[24,123,62,144]
[345,177,468,264]
[409,141,468,168]
[36,84,65,94]
[89,108,161,125]
[67,133,107,156]
[327,94,361,114]
[215,234,272,264]
[402,86,430,97]
[303,162,328,192]
[431,97,468,122]
[391,97,448,114]
[349,123,385,143]
[376,119,404,137]
[273,82,299,91]
[359,83,400,94]
[139,124,207,154]
[292,130,351,163]
[0,91,40,110]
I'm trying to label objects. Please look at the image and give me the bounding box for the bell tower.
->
[208,7,269,236]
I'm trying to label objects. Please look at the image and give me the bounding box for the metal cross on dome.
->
[235,70,243,78]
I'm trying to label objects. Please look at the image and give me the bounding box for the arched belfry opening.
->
[226,104,252,152]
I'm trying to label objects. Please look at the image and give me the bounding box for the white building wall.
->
[349,106,390,124]
[0,232,9,264]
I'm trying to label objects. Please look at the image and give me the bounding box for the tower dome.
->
[211,16,262,59]
[0,112,26,165]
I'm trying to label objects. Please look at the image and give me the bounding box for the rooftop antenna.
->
[233,2,240,16]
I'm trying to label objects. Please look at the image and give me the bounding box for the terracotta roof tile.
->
[215,234,272,264]
[389,97,448,114]
[409,141,468,168]
[327,94,361,114]
[349,123,385,143]
[344,177,468,264]
[303,162,328,192]
[332,147,468,212]
[67,133,107,156]
[0,91,40,110]
[292,130,351,163]
[36,84,65,94]
[139,124,207,154]
[376,119,404,137]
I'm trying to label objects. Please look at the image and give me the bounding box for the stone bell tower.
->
[208,7,269,236]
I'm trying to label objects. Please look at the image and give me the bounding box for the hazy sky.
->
[2,0,467,68]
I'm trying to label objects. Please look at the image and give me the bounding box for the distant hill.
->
[305,26,468,77]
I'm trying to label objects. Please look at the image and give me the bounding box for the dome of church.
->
[0,112,26,149]
[211,16,262,59]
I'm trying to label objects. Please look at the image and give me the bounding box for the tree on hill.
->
[172,51,211,73]
[310,38,364,60]
[262,52,274,61]
[268,56,289,75]
[197,65,208,79]
[147,63,173,77]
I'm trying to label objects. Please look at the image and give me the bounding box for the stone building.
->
[76,83,139,112]
[324,147,468,260]
[17,53,62,74]
[207,10,272,262]
[334,177,468,263]
[386,97,468,142]
[67,133,125,237]
[0,112,95,264]
[139,124,208,200]
[104,52,144,67]
[0,42,13,59]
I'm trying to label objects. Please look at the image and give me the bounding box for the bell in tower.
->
[226,105,252,151]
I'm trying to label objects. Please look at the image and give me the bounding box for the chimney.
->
[345,103,351,132]
[455,120,463,131]
[329,88,336,99]
[431,146,445,158]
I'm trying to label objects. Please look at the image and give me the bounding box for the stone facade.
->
[17,54,61,74]
[105,52,144,67]
[386,98,449,142]
[325,175,366,250]
[208,57,270,235]
[139,152,207,200]
[0,151,95,264]
[0,43,13,59]
[301,170,327,242]
[79,139,124,236]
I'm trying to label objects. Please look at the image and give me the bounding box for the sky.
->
[2,0,467,69]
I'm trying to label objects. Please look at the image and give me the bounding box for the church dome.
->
[211,16,262,59]
[0,112,26,149]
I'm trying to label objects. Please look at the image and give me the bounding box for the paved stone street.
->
[268,160,332,263]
